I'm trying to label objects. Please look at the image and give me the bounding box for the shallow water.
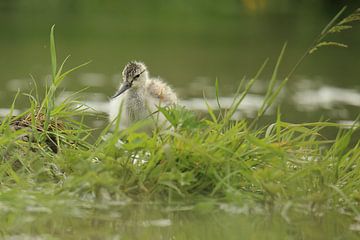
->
[1,196,360,240]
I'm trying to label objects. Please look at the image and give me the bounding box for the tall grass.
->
[0,7,359,230]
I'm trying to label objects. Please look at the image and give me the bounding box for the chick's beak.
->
[112,81,132,98]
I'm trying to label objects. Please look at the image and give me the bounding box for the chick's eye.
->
[134,74,140,79]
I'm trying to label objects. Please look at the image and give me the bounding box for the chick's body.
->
[109,61,177,130]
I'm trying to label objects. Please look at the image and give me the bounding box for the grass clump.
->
[0,7,360,238]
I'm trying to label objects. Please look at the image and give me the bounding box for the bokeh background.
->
[0,0,359,124]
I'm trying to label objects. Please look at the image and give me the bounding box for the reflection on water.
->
[52,77,360,125]
[180,95,264,118]
[1,197,359,239]
[294,86,360,110]
[79,73,106,87]
[6,79,31,92]
[141,218,172,227]
[0,108,20,117]
[2,71,359,129]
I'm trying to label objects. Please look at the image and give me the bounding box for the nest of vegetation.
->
[7,112,66,153]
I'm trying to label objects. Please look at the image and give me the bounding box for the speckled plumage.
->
[109,61,177,131]
[123,61,145,80]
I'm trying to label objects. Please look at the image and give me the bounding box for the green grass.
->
[0,7,360,239]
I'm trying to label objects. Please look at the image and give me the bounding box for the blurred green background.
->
[0,0,359,122]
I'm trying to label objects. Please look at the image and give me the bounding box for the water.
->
[1,197,359,239]
[1,1,360,238]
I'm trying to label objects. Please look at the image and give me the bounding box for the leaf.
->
[203,94,217,123]
[50,25,57,81]
[258,43,287,118]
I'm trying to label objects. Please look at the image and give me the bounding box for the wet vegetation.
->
[0,6,360,240]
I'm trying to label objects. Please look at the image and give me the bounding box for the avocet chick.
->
[109,61,177,131]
